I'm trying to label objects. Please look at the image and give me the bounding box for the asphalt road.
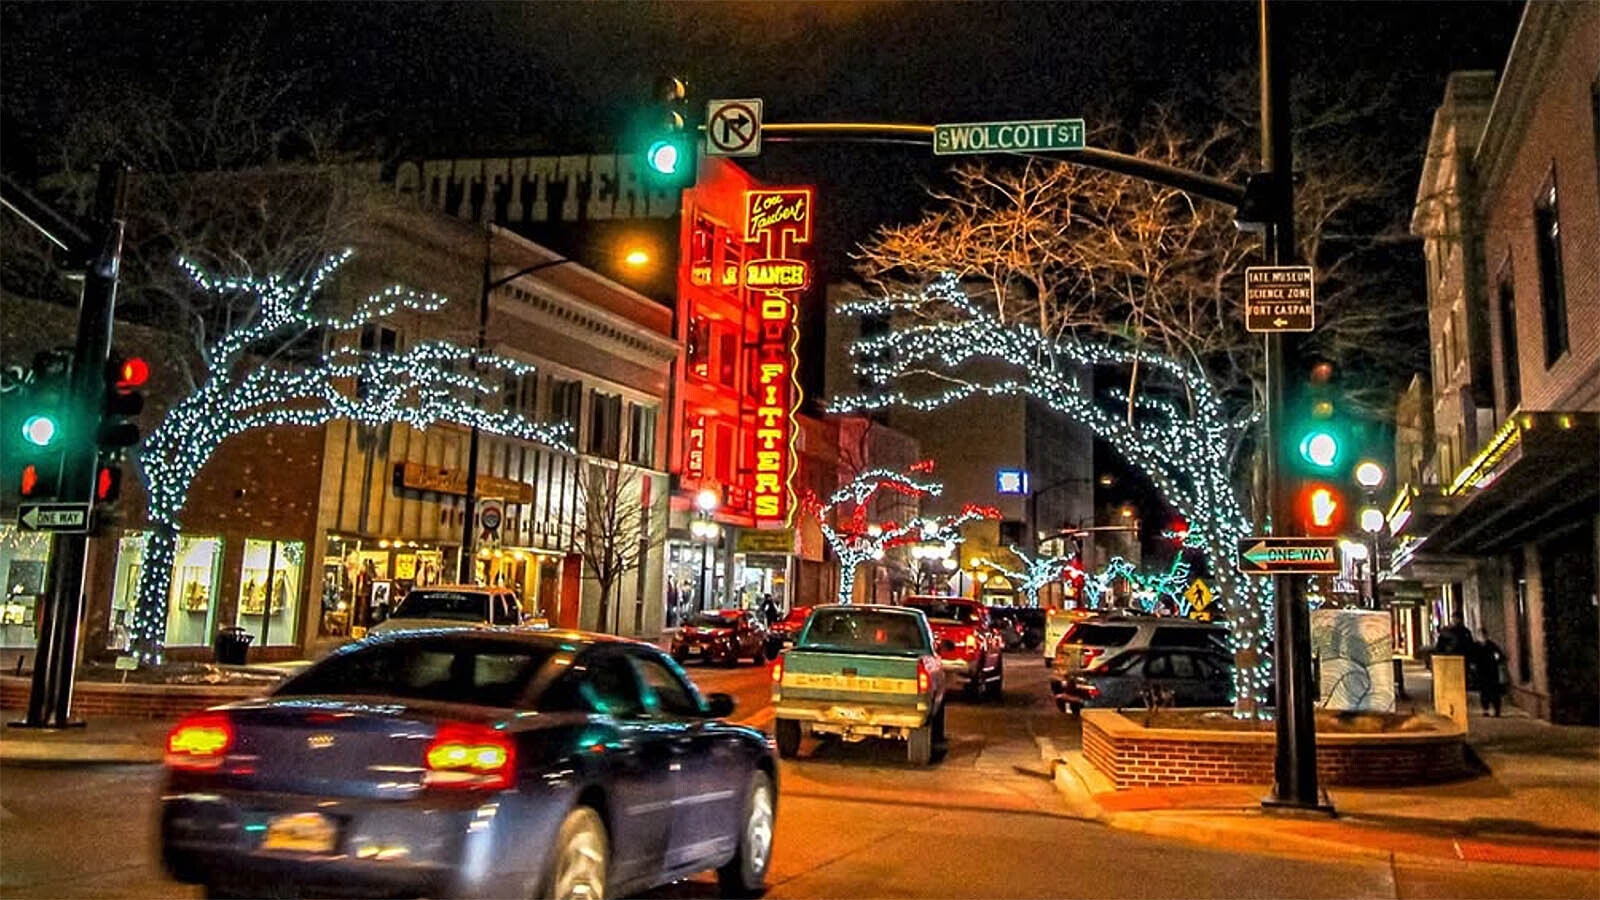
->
[2,649,1594,899]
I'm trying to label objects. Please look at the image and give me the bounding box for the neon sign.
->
[744,187,813,527]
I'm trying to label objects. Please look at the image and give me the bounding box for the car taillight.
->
[965,634,977,650]
[423,722,516,791]
[771,655,785,685]
[917,665,930,694]
[166,712,234,771]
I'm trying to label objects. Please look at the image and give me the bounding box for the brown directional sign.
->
[1244,266,1315,332]
[1236,536,1340,574]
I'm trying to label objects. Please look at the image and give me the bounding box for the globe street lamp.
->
[691,488,721,611]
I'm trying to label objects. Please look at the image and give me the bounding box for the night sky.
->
[3,1,1525,278]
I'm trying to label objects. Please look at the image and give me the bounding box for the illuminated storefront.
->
[0,527,50,649]
[109,532,226,649]
[670,158,814,613]
[235,539,305,648]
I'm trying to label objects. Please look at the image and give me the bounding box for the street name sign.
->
[1236,536,1340,574]
[1244,265,1315,332]
[706,99,763,158]
[933,118,1085,156]
[17,502,91,533]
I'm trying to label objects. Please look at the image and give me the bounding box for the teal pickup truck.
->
[770,604,947,765]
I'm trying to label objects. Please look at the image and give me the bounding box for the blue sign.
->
[996,469,1030,495]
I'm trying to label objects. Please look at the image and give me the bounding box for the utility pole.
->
[1258,0,1328,813]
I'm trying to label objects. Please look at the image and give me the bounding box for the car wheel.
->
[984,656,1004,700]
[1069,702,1083,716]
[543,805,608,900]
[717,770,775,898]
[931,702,947,746]
[672,649,689,664]
[775,718,801,759]
[907,720,934,766]
[966,659,987,701]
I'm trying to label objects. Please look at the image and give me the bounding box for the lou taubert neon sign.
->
[744,188,813,527]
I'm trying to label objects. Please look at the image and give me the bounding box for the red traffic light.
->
[1296,481,1346,536]
[116,357,150,390]
[96,466,122,502]
[20,464,39,497]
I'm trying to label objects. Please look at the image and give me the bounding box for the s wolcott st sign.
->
[934,118,1086,156]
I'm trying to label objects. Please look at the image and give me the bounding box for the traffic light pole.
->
[13,161,127,729]
[1257,0,1328,814]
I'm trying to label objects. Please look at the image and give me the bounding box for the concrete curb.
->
[1035,735,1600,870]
[0,739,162,765]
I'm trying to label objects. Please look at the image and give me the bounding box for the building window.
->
[1496,267,1520,412]
[687,316,711,381]
[550,378,582,432]
[110,532,225,649]
[587,390,622,458]
[237,539,304,647]
[0,527,51,649]
[627,403,658,467]
[717,328,739,387]
[1533,169,1568,366]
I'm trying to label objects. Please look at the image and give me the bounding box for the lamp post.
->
[457,228,652,583]
[691,488,721,611]
[1355,462,1387,610]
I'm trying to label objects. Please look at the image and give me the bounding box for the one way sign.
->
[1236,536,1340,574]
[706,98,763,158]
[18,502,92,533]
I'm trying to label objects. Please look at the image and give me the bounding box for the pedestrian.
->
[760,593,778,628]
[1434,613,1476,657]
[1475,630,1508,717]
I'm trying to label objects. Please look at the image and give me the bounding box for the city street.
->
[3,651,1595,899]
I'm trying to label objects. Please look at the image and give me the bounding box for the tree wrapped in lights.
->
[129,251,573,662]
[804,468,998,603]
[980,545,1074,607]
[830,276,1271,706]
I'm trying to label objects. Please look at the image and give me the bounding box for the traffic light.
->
[9,350,75,500]
[95,353,148,504]
[1291,358,1344,474]
[1295,480,1347,536]
[642,75,697,189]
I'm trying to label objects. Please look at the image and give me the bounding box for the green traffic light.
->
[647,139,681,176]
[1298,431,1339,469]
[21,414,58,447]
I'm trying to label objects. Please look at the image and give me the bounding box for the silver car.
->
[1053,647,1234,714]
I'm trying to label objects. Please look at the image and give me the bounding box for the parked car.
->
[673,609,770,665]
[902,596,1005,700]
[1012,608,1046,650]
[1050,615,1228,700]
[1043,607,1098,666]
[369,585,538,635]
[1053,646,1234,714]
[764,605,812,658]
[161,629,778,900]
[987,607,1028,649]
[772,604,946,764]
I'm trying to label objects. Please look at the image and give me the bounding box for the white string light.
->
[128,251,574,663]
[831,274,1273,709]
[979,545,1074,607]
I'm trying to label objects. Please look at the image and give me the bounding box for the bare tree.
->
[574,456,667,634]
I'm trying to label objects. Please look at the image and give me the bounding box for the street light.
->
[1354,461,1386,489]
[691,488,721,611]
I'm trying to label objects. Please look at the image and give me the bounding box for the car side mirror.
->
[705,692,736,718]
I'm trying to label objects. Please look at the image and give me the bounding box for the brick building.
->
[1393,3,1598,723]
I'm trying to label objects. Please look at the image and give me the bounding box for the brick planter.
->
[0,675,269,719]
[1082,708,1473,789]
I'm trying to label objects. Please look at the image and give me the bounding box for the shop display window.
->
[0,527,51,649]
[107,532,223,648]
[237,539,304,647]
[322,535,449,637]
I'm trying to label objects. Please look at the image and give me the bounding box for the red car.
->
[763,606,813,658]
[672,609,770,665]
[902,596,1005,700]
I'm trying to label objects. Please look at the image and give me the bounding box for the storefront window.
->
[322,536,449,638]
[237,539,304,647]
[0,527,51,649]
[109,532,226,648]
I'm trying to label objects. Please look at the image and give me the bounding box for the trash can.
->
[214,626,254,665]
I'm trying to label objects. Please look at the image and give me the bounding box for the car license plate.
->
[688,645,704,655]
[827,705,868,722]
[262,811,337,853]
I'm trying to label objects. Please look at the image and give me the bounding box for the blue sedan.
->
[161,629,778,899]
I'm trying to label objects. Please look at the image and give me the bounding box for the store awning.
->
[1416,412,1598,556]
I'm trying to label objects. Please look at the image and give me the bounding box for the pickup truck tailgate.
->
[777,651,924,707]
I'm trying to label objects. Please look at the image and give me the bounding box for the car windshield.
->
[277,637,557,707]
[1064,623,1139,646]
[798,609,928,654]
[687,613,738,629]
[906,601,975,624]
[389,590,491,622]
